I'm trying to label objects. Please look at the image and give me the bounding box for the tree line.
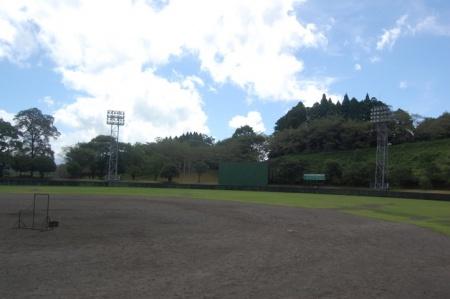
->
[62,126,267,182]
[270,93,449,158]
[0,94,449,187]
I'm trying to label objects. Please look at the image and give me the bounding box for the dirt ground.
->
[1,194,450,299]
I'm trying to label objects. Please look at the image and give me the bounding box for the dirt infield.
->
[1,194,450,298]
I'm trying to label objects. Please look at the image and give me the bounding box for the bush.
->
[66,161,82,178]
[419,160,447,188]
[12,155,32,175]
[193,161,209,183]
[270,159,308,184]
[160,164,180,183]
[32,156,56,178]
[418,175,432,189]
[323,160,342,185]
[55,164,69,179]
[342,162,372,187]
[389,165,418,188]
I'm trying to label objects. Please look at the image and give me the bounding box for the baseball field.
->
[1,186,449,298]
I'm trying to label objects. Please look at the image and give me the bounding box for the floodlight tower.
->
[370,105,391,191]
[106,110,125,181]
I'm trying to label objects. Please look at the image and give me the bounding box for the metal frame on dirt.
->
[18,193,51,231]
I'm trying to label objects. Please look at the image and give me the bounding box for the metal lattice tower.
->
[106,110,125,181]
[370,105,391,191]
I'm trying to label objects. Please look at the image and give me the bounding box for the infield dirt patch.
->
[1,194,450,298]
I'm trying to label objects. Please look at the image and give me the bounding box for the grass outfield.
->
[1,185,449,236]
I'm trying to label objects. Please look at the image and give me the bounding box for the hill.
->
[270,138,450,189]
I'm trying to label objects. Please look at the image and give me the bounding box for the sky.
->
[0,0,449,161]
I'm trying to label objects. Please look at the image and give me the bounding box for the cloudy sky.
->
[1,0,449,159]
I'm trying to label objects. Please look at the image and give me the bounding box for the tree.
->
[66,161,82,178]
[12,154,32,176]
[270,116,372,157]
[0,119,21,177]
[143,154,165,181]
[390,109,415,144]
[341,162,372,187]
[348,97,360,119]
[160,163,179,183]
[274,102,307,131]
[415,113,450,141]
[88,135,114,178]
[232,125,256,138]
[64,135,117,179]
[193,161,209,183]
[176,132,214,147]
[270,158,308,184]
[33,155,56,178]
[55,164,69,179]
[389,165,418,187]
[65,143,97,178]
[217,126,267,162]
[14,108,60,176]
[324,160,342,185]
[122,144,145,180]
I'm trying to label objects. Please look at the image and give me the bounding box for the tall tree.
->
[176,132,214,147]
[341,94,351,118]
[14,108,60,176]
[33,155,57,178]
[0,119,21,176]
[160,163,179,183]
[64,135,116,179]
[274,102,307,131]
[232,125,257,138]
[390,109,415,144]
[217,126,267,162]
[193,160,209,183]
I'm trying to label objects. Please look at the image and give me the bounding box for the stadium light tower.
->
[106,110,125,181]
[370,105,391,191]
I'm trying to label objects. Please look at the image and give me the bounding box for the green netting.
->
[218,162,268,186]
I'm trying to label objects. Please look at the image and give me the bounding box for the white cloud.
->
[413,16,450,36]
[354,63,362,71]
[0,4,38,63]
[229,111,266,133]
[53,63,209,141]
[40,96,55,107]
[0,0,333,154]
[376,15,408,50]
[376,15,450,51]
[369,56,381,63]
[354,35,371,53]
[399,81,408,89]
[295,78,341,106]
[0,109,14,122]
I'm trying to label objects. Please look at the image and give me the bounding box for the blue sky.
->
[0,0,449,158]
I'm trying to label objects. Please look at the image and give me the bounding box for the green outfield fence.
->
[218,162,268,187]
[0,178,449,201]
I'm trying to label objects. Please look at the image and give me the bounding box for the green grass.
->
[1,185,450,236]
[285,138,450,167]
